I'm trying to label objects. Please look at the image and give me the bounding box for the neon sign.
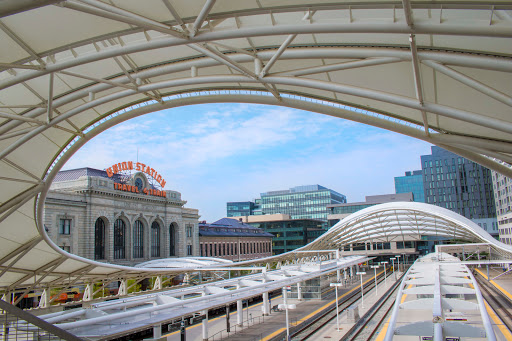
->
[106,161,166,188]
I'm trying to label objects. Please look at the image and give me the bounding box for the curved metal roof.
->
[303,201,512,258]
[0,1,511,293]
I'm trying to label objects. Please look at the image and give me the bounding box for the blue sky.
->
[64,103,434,222]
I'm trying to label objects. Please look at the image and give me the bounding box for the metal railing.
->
[0,300,81,341]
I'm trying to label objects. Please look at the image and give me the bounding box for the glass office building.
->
[260,185,347,221]
[226,201,258,217]
[246,218,327,254]
[395,170,425,202]
[421,146,497,236]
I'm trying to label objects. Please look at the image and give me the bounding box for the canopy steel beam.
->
[423,60,512,107]
[191,0,216,37]
[59,70,137,90]
[260,34,297,77]
[276,57,403,77]
[62,1,186,39]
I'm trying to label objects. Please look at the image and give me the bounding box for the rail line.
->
[267,268,407,341]
[474,271,512,331]
[339,271,403,341]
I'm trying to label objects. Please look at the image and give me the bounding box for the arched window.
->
[151,221,160,257]
[94,218,105,260]
[114,219,125,259]
[133,220,144,258]
[169,223,176,256]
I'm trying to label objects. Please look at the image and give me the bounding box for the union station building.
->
[43,167,200,266]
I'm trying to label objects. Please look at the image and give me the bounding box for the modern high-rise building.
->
[395,170,425,202]
[260,185,347,221]
[420,146,498,236]
[491,170,512,245]
[227,185,346,221]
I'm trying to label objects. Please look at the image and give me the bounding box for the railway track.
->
[267,268,407,341]
[339,272,402,341]
[474,271,512,331]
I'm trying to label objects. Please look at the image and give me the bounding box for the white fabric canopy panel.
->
[0,1,512,293]
[303,202,512,259]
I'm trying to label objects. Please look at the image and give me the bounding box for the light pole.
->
[330,282,343,331]
[390,258,396,280]
[396,255,401,273]
[356,271,366,309]
[282,286,290,341]
[381,261,389,288]
[371,265,379,296]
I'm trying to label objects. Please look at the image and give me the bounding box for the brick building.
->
[198,218,273,261]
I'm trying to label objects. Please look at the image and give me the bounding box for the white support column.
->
[262,291,270,316]
[118,279,127,296]
[153,324,162,339]
[202,310,209,341]
[153,276,162,290]
[38,289,49,308]
[83,283,92,302]
[236,284,243,326]
[297,282,303,301]
[262,270,269,316]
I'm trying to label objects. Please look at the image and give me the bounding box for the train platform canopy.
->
[0,1,511,294]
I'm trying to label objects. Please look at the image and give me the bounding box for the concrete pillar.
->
[262,291,270,315]
[153,324,162,338]
[202,310,208,341]
[297,282,303,301]
[236,284,243,326]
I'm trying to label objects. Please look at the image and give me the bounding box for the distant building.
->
[198,218,273,261]
[239,214,327,255]
[420,146,497,236]
[227,185,346,221]
[491,170,512,245]
[44,167,200,266]
[327,193,414,227]
[395,170,425,202]
[226,200,261,217]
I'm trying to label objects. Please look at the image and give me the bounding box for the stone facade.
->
[44,168,200,266]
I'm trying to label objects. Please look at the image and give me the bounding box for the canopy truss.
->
[0,1,511,295]
[303,202,512,259]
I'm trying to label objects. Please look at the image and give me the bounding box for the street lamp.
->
[380,261,389,288]
[370,265,379,296]
[356,271,366,309]
[330,282,343,331]
[390,258,396,280]
[282,286,291,341]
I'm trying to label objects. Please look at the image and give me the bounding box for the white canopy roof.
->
[0,1,511,293]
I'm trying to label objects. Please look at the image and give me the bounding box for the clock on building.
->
[135,178,144,192]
